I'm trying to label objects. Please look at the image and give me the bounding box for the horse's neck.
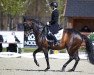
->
[33,29,40,37]
[33,25,42,40]
[32,21,45,41]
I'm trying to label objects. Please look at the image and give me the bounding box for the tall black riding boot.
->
[48,33,58,45]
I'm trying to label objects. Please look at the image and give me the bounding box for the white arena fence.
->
[0,31,24,48]
[0,31,24,53]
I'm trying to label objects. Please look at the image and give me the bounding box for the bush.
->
[88,32,94,42]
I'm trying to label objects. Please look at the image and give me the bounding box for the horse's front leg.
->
[33,48,41,66]
[43,49,50,71]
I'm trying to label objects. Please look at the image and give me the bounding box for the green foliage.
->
[88,32,94,41]
[1,0,27,16]
[57,0,65,14]
[57,0,65,23]
[79,47,85,52]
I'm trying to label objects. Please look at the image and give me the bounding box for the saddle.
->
[42,26,63,47]
[47,29,63,41]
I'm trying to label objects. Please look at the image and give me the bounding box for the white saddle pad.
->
[54,29,64,40]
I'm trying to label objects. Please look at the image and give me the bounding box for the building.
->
[64,0,94,32]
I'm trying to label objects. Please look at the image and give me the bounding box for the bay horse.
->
[26,19,94,71]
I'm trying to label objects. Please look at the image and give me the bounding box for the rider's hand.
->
[46,22,50,26]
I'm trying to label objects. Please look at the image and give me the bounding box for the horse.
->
[26,19,94,71]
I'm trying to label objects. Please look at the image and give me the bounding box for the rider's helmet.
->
[50,2,58,8]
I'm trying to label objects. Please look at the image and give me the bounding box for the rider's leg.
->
[48,33,58,45]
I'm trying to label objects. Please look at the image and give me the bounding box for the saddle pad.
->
[54,29,64,40]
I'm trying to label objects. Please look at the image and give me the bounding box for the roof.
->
[64,0,94,17]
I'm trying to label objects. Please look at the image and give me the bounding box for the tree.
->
[0,1,3,30]
[57,0,66,24]
[0,0,66,30]
[1,0,30,30]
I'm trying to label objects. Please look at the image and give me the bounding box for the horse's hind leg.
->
[62,56,73,71]
[62,53,80,72]
[33,48,41,66]
[62,47,80,72]
[68,52,80,72]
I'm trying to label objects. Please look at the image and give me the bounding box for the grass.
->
[2,46,86,53]
[23,48,36,52]
[2,48,37,53]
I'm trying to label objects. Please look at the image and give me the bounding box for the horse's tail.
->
[82,34,94,64]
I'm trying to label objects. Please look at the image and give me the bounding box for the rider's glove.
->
[46,22,50,26]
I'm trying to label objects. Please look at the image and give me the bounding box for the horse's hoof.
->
[68,69,74,72]
[36,63,39,67]
[34,60,39,67]
[35,62,40,67]
[44,67,50,71]
[61,68,65,72]
[35,63,39,67]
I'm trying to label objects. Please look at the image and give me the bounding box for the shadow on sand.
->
[0,68,83,73]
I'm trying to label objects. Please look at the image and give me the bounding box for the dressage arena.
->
[0,52,94,75]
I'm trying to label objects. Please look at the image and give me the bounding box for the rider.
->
[47,1,59,45]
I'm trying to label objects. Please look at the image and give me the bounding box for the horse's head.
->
[24,18,45,35]
[23,18,33,29]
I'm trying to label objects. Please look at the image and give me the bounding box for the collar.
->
[52,8,57,11]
